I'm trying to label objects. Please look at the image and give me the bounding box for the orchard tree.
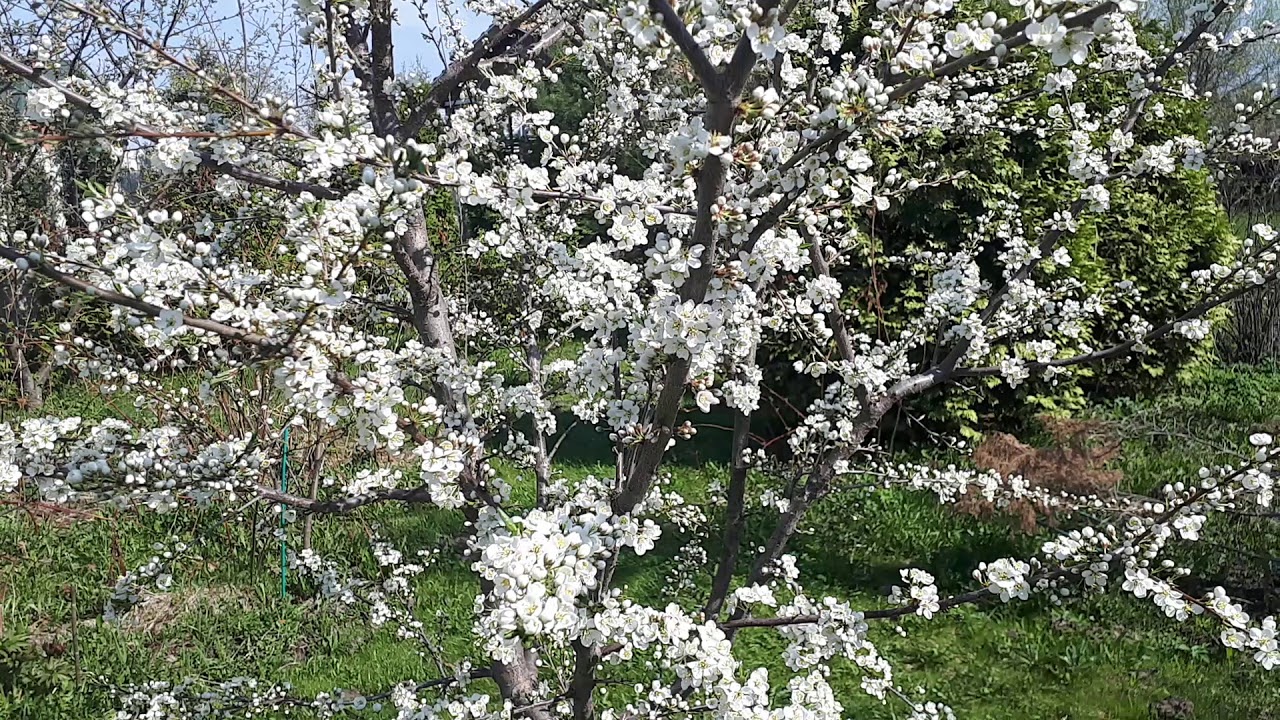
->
[0,0,309,408]
[1,0,1279,717]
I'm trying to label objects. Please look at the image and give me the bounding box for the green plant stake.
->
[280,426,289,600]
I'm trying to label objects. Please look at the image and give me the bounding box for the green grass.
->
[2,368,1280,718]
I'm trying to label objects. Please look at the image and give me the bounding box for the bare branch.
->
[255,482,436,514]
[401,0,557,138]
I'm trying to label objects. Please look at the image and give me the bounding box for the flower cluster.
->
[471,476,670,661]
[104,538,190,622]
[1,417,263,509]
[975,558,1033,602]
[890,569,942,619]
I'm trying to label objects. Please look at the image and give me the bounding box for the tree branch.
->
[770,3,1118,185]
[254,482,435,514]
[954,271,1280,379]
[0,245,283,351]
[722,570,1075,628]
[649,0,721,97]
[0,51,343,200]
[400,0,557,138]
[702,398,753,620]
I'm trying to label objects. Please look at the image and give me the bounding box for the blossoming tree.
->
[1,0,1279,716]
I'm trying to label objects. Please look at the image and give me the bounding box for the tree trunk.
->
[7,342,42,409]
[393,208,550,720]
[1,272,44,409]
[389,208,468,414]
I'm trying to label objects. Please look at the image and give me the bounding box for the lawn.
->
[1,367,1278,719]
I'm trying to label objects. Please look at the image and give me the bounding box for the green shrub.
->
[757,25,1236,438]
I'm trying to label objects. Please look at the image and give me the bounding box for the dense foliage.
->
[760,30,1238,436]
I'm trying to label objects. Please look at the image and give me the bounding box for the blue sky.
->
[203,0,492,75]
[9,0,490,75]
[390,0,492,73]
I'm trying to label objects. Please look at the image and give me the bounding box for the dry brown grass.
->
[0,498,103,528]
[111,586,254,635]
[960,416,1123,533]
[28,585,254,654]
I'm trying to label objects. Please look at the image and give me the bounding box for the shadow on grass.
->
[525,409,740,467]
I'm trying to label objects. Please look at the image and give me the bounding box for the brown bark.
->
[2,271,45,408]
